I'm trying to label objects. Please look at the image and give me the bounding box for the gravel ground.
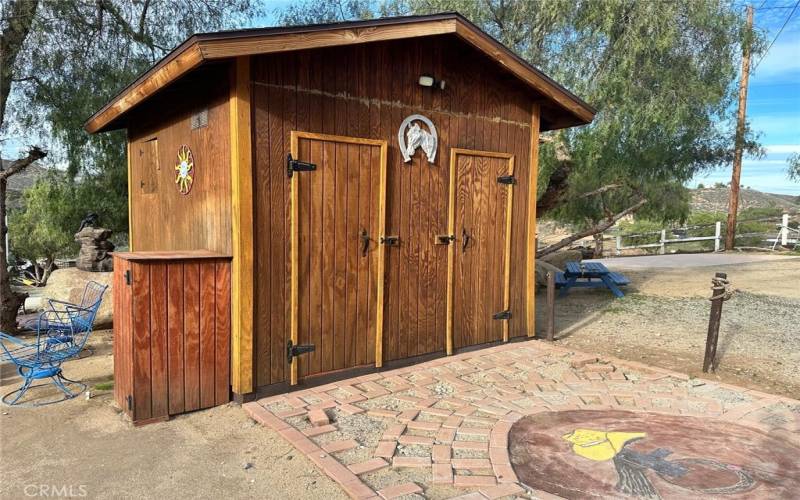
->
[543,257,800,399]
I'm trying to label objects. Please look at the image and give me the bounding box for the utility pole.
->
[725,4,754,251]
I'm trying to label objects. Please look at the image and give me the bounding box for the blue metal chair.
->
[1,282,107,405]
[42,281,108,337]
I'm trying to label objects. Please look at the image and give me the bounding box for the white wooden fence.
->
[615,222,722,255]
[613,214,797,255]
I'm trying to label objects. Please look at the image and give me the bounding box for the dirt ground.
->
[540,255,800,399]
[0,330,346,500]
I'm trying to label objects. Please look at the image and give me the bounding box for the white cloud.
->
[765,144,800,154]
[751,34,800,80]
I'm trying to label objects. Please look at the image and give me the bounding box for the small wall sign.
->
[175,145,194,195]
[398,114,437,163]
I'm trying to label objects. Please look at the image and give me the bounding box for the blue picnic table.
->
[555,261,630,298]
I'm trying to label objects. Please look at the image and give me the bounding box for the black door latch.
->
[287,153,317,178]
[492,310,512,320]
[496,175,516,185]
[287,340,316,364]
[437,234,455,245]
[380,235,400,246]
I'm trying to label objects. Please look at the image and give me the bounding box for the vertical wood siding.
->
[252,35,535,388]
[127,67,232,255]
[113,255,231,424]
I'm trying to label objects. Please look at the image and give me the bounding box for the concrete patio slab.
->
[243,340,800,499]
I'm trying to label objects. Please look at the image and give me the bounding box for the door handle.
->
[360,228,370,257]
[462,227,471,253]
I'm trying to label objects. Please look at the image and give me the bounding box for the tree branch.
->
[577,183,623,200]
[0,147,47,180]
[536,198,648,258]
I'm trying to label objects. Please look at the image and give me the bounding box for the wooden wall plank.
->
[167,262,185,415]
[131,262,152,421]
[215,260,232,404]
[183,262,201,411]
[149,263,169,418]
[199,261,217,408]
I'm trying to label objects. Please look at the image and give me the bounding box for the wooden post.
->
[229,56,254,395]
[616,235,622,256]
[659,230,666,255]
[703,272,727,373]
[714,221,722,252]
[725,5,753,251]
[526,103,542,337]
[546,271,556,341]
[782,213,790,246]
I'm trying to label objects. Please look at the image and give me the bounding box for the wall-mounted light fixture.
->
[418,75,446,90]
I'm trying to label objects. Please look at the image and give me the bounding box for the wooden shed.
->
[87,13,594,402]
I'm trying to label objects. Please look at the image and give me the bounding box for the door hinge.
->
[125,270,131,285]
[287,153,317,178]
[492,310,512,320]
[380,235,400,246]
[436,234,455,245]
[287,340,316,364]
[496,175,516,185]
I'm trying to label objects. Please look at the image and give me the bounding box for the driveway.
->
[244,340,800,499]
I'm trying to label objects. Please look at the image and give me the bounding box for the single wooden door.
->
[446,149,515,353]
[290,132,387,384]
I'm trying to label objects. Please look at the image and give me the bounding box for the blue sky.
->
[693,1,800,194]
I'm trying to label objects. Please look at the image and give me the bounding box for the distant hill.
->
[691,187,800,213]
[2,159,47,210]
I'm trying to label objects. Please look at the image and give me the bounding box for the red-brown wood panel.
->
[167,262,185,414]
[198,261,216,408]
[183,261,201,411]
[215,260,232,405]
[131,262,152,421]
[149,263,169,419]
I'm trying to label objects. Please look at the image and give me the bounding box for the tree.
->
[276,0,761,257]
[1,0,45,332]
[788,153,800,182]
[8,174,78,285]
[1,0,259,331]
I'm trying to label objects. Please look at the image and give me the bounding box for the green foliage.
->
[788,153,800,182]
[8,173,79,266]
[696,183,705,189]
[4,1,261,244]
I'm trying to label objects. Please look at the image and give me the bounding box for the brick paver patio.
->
[243,340,800,499]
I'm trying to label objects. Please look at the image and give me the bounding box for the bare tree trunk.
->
[593,233,604,258]
[537,199,647,259]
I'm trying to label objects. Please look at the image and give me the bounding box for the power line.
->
[753,0,800,71]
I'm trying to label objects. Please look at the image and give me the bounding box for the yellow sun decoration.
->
[175,145,194,195]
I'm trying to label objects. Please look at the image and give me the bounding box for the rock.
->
[535,261,561,288]
[539,249,582,271]
[41,267,113,328]
[75,227,115,272]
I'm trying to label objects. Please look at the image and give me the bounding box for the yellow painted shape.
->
[562,429,646,461]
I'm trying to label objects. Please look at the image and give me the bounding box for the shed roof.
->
[85,12,595,134]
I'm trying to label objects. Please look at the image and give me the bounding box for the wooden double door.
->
[289,133,514,384]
